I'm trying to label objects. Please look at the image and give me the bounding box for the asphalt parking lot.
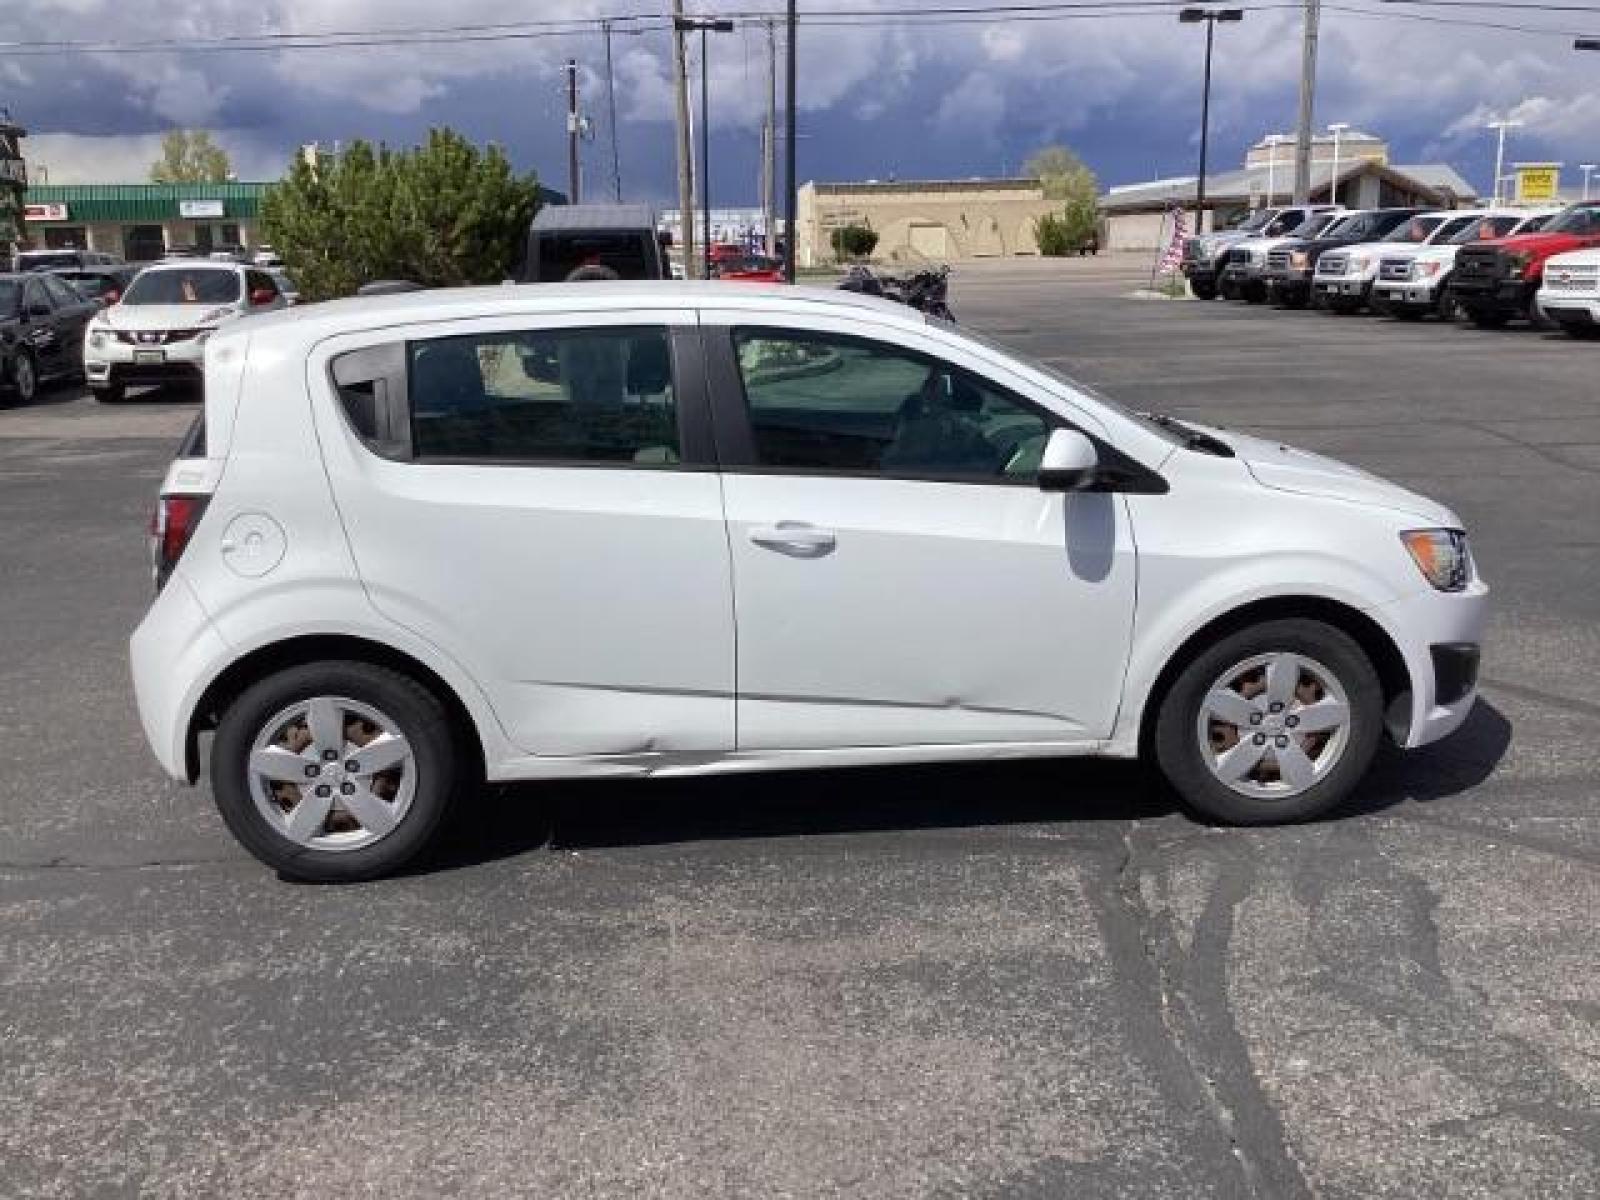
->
[3,259,1596,1198]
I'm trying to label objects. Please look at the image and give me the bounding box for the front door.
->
[704,319,1138,751]
[314,312,735,759]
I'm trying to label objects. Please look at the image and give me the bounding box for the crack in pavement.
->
[1106,821,1316,1200]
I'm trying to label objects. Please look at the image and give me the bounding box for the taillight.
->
[150,494,209,591]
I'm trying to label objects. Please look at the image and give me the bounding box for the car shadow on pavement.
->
[416,700,1513,875]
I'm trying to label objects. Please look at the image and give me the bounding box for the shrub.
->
[830,223,879,260]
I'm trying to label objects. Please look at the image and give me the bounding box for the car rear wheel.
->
[210,661,462,881]
[1154,619,1384,825]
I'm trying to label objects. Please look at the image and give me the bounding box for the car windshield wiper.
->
[1137,412,1235,457]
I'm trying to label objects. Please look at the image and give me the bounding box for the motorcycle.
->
[839,264,955,322]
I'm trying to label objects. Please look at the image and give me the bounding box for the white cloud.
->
[26,131,286,183]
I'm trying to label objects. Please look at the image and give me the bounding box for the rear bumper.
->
[130,571,230,783]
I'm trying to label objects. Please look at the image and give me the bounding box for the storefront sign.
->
[1514,165,1561,205]
[179,199,225,218]
[24,202,68,221]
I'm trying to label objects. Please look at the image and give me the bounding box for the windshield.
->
[1544,204,1600,234]
[1319,214,1367,239]
[1291,213,1335,237]
[534,231,652,281]
[1232,209,1277,233]
[1382,216,1445,243]
[0,280,19,315]
[122,269,241,305]
[17,251,81,271]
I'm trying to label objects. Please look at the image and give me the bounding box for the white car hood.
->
[1189,423,1458,525]
[101,304,239,331]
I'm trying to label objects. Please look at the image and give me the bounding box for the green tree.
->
[150,130,232,184]
[830,223,878,260]
[1025,144,1101,254]
[260,129,542,301]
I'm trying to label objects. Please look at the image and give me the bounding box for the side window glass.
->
[408,326,679,464]
[22,280,51,314]
[731,329,1052,481]
[42,276,79,308]
[246,270,278,300]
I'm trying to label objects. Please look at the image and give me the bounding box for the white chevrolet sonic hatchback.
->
[131,283,1486,880]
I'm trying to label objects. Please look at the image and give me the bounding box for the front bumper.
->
[1536,295,1600,327]
[1266,269,1312,302]
[1313,276,1377,305]
[1372,278,1443,309]
[1452,278,1534,317]
[1375,581,1490,749]
[1219,263,1265,297]
[85,330,210,387]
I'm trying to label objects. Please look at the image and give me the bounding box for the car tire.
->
[210,661,462,882]
[1436,284,1462,323]
[1468,308,1508,329]
[9,352,38,404]
[1561,324,1600,340]
[1189,279,1218,300]
[1153,619,1384,826]
[1244,283,1267,304]
[93,382,126,404]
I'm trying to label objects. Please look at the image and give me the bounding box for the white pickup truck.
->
[1218,207,1344,303]
[1312,210,1489,315]
[1536,247,1600,338]
[1370,209,1561,321]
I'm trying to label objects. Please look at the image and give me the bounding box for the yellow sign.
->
[1515,165,1561,204]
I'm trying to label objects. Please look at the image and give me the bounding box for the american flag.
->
[1157,206,1189,272]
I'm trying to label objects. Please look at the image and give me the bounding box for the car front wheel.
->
[210,661,461,881]
[9,352,37,404]
[1154,619,1384,825]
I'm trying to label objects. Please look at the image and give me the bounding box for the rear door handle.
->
[749,521,837,556]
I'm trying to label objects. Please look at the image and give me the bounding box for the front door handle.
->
[749,521,837,556]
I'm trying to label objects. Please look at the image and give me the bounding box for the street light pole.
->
[1582,163,1597,202]
[784,0,798,282]
[1488,118,1523,206]
[1327,121,1349,205]
[1264,134,1282,205]
[1179,8,1244,236]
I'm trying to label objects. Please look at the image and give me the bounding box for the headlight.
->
[1348,255,1371,273]
[1413,261,1443,279]
[88,331,107,349]
[1503,251,1533,279]
[1290,250,1310,269]
[1401,529,1471,592]
[1249,247,1266,265]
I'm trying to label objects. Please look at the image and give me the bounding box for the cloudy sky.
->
[5,1,1599,202]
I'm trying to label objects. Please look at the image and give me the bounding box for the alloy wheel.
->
[1195,652,1352,800]
[247,695,417,851]
[13,355,36,403]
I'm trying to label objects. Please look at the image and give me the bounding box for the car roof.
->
[144,259,245,272]
[226,281,925,344]
[530,204,658,232]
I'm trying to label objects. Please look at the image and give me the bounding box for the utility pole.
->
[602,21,623,202]
[783,0,798,282]
[1292,0,1321,203]
[565,59,581,204]
[671,0,696,277]
[675,14,734,278]
[763,19,777,258]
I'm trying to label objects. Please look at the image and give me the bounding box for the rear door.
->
[311,308,735,759]
[19,278,66,378]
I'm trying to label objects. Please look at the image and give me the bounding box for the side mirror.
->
[249,287,276,306]
[1037,428,1101,492]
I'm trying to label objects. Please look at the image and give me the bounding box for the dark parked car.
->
[14,248,121,273]
[1263,209,1427,308]
[0,272,100,404]
[521,204,670,282]
[52,264,141,305]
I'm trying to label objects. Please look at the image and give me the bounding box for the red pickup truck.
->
[1450,201,1600,327]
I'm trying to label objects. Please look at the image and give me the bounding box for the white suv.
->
[84,260,287,402]
[131,284,1488,880]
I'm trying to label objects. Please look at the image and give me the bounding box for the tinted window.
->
[732,329,1052,481]
[535,232,651,281]
[123,269,241,305]
[21,279,52,313]
[41,275,81,308]
[245,270,279,301]
[1516,215,1554,234]
[17,252,81,271]
[408,327,679,464]
[1546,205,1600,234]
[0,281,19,315]
[1382,216,1445,243]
